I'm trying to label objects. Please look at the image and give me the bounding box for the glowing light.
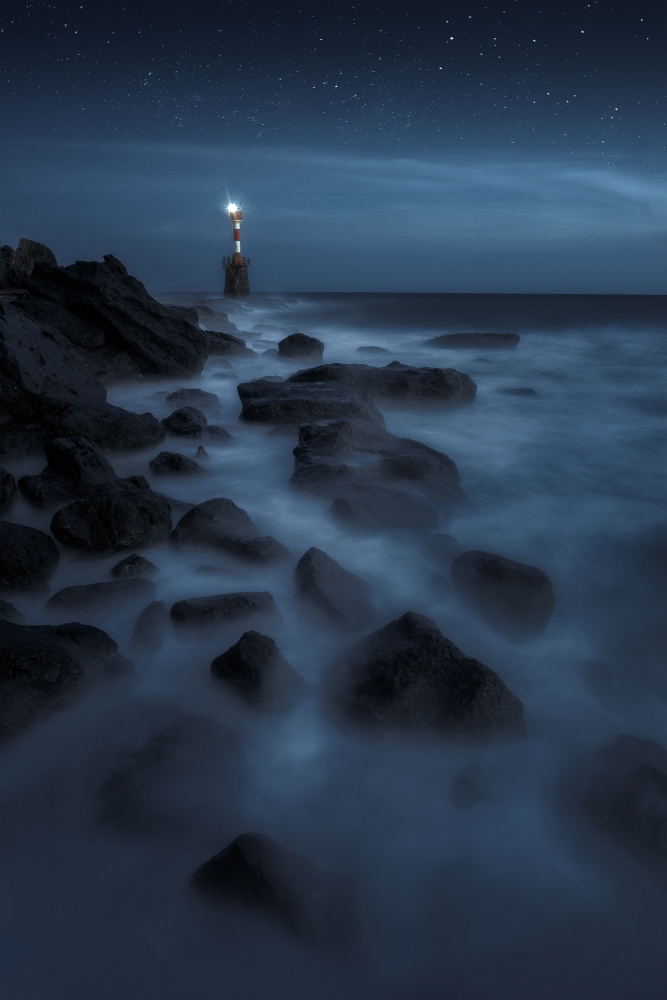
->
[227,203,238,211]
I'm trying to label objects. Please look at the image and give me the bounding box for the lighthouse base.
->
[222,258,250,296]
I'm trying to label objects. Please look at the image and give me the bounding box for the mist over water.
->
[1,293,666,999]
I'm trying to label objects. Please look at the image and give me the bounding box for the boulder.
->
[278,333,324,361]
[149,451,204,476]
[19,436,116,508]
[0,466,17,514]
[423,333,520,349]
[50,478,173,552]
[131,600,169,652]
[191,832,355,947]
[0,619,129,743]
[576,734,667,867]
[327,611,525,739]
[331,483,438,531]
[295,548,374,629]
[0,522,59,591]
[237,377,385,427]
[166,304,199,324]
[288,361,477,405]
[46,578,155,614]
[162,406,208,438]
[171,498,289,564]
[0,599,24,623]
[210,630,306,710]
[451,550,555,637]
[111,553,158,578]
[41,398,165,451]
[207,329,253,356]
[170,591,277,629]
[165,388,221,413]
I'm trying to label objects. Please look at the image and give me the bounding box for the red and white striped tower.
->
[229,204,243,262]
[222,202,250,295]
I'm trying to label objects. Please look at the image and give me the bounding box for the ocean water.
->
[1,292,665,999]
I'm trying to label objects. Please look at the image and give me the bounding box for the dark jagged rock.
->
[7,238,58,282]
[42,398,165,451]
[50,478,173,552]
[237,377,385,427]
[210,630,306,710]
[162,406,208,438]
[207,329,253,357]
[0,522,59,591]
[295,418,390,457]
[0,619,130,743]
[278,333,324,361]
[171,498,289,564]
[165,388,221,413]
[451,550,555,637]
[149,451,204,476]
[424,333,520,349]
[499,387,537,397]
[170,591,277,629]
[0,599,24,623]
[191,832,355,947]
[111,553,158,578]
[46,577,155,613]
[131,600,169,652]
[295,547,374,629]
[331,483,438,531]
[0,466,17,514]
[288,361,477,405]
[166,304,199,324]
[576,734,667,867]
[327,611,524,739]
[19,436,116,508]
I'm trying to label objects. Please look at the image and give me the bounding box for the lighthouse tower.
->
[222,203,250,296]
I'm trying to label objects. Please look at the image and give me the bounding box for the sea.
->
[1,292,665,999]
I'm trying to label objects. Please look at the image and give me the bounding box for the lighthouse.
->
[222,203,250,296]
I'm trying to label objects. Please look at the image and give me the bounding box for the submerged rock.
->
[172,498,289,564]
[424,333,520,349]
[331,483,438,531]
[278,332,324,361]
[19,436,116,508]
[111,553,158,578]
[327,611,524,739]
[46,577,155,613]
[170,591,277,629]
[0,467,17,514]
[162,406,208,438]
[237,377,385,427]
[50,478,173,552]
[165,388,221,413]
[288,361,477,404]
[211,630,306,710]
[451,550,555,637]
[295,547,374,629]
[131,600,169,652]
[207,329,253,356]
[149,451,204,476]
[0,521,59,591]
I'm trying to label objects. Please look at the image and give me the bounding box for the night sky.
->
[1,0,665,292]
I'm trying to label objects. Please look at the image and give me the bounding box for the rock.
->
[166,304,199,324]
[577,734,667,867]
[207,329,253,356]
[171,498,289,564]
[204,424,233,442]
[0,466,17,513]
[331,483,438,531]
[131,600,169,652]
[8,238,59,281]
[46,578,155,613]
[499,387,537,397]
[111,554,158,578]
[451,550,555,637]
[162,406,208,437]
[149,451,204,476]
[170,591,277,629]
[288,361,477,405]
[295,547,374,629]
[191,832,355,947]
[237,377,385,428]
[424,333,520,349]
[0,619,129,743]
[42,399,165,451]
[50,478,173,552]
[356,346,390,354]
[195,446,208,459]
[19,436,116,508]
[0,522,60,591]
[278,333,324,361]
[165,388,221,414]
[210,631,306,710]
[376,437,464,501]
[423,532,461,565]
[0,598,24,623]
[327,611,524,739]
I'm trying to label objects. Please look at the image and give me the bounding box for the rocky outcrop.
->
[326,611,524,739]
[278,333,324,361]
[451,550,555,637]
[423,333,520,349]
[41,398,165,451]
[0,522,59,591]
[210,630,306,710]
[287,361,477,404]
[191,832,355,947]
[46,578,155,614]
[0,467,17,514]
[170,591,277,629]
[237,377,385,427]
[148,451,204,476]
[19,436,116,508]
[295,547,374,629]
[171,498,289,564]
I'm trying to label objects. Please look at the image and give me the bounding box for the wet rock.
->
[170,591,277,629]
[0,598,24,623]
[191,832,355,947]
[331,483,438,531]
[424,333,520,349]
[211,630,306,710]
[195,446,208,459]
[278,333,324,361]
[8,238,59,282]
[376,437,464,502]
[162,406,208,438]
[0,522,59,591]
[237,377,385,428]
[166,304,199,324]
[165,388,221,414]
[131,600,169,652]
[0,619,129,744]
[42,399,165,451]
[0,466,17,514]
[50,478,173,552]
[499,387,537,397]
[172,498,289,564]
[46,577,155,613]
[19,436,116,508]
[149,451,204,476]
[295,547,374,629]
[207,329,253,356]
[288,361,477,405]
[327,611,525,739]
[577,734,667,867]
[451,550,555,637]
[204,424,233,441]
[111,553,158,578]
